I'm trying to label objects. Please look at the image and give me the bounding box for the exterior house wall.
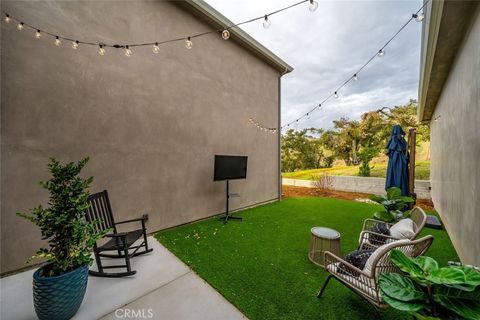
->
[1,1,283,273]
[429,6,480,265]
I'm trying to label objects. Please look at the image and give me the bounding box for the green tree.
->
[281,129,324,172]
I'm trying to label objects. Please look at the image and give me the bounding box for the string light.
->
[306,113,310,119]
[185,37,193,49]
[0,0,429,134]
[248,118,276,134]
[263,15,271,29]
[222,29,230,40]
[413,13,424,22]
[281,0,430,129]
[125,45,132,57]
[98,44,105,55]
[152,42,160,53]
[1,0,311,57]
[35,29,41,39]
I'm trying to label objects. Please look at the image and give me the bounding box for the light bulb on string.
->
[17,22,24,31]
[72,41,79,50]
[125,45,132,57]
[334,91,339,99]
[35,30,41,39]
[98,44,105,56]
[54,36,61,46]
[5,14,11,23]
[413,13,424,22]
[377,49,385,57]
[306,113,310,119]
[353,74,358,81]
[222,29,230,40]
[309,0,319,12]
[152,42,160,54]
[185,37,193,49]
[263,15,271,29]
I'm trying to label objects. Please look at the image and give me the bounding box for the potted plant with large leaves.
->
[369,187,414,222]
[17,158,106,320]
[379,250,480,319]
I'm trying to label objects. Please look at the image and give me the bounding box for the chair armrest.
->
[359,230,399,248]
[324,251,371,278]
[115,214,149,225]
[105,232,128,238]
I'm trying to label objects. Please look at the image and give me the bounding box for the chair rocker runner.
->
[86,190,153,277]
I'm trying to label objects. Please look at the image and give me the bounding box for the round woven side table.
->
[308,227,341,267]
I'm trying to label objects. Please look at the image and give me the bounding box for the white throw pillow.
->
[363,239,409,276]
[389,218,415,240]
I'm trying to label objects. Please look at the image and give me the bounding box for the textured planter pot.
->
[33,264,89,320]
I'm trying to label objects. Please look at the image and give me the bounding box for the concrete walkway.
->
[0,236,246,320]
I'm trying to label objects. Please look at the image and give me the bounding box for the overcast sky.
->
[206,0,423,130]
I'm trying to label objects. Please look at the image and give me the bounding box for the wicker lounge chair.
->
[318,235,434,308]
[359,207,428,247]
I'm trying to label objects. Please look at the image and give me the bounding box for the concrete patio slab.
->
[0,236,246,320]
[100,272,246,320]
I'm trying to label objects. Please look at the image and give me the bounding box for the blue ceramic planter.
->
[33,264,89,320]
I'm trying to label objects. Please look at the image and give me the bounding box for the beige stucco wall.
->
[429,6,480,265]
[1,1,282,273]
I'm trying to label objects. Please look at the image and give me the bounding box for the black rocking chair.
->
[86,190,153,277]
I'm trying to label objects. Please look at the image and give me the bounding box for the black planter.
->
[33,264,89,320]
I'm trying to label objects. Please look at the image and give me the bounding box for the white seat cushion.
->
[363,239,410,276]
[389,218,415,239]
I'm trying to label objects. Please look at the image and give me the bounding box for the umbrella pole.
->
[408,128,417,204]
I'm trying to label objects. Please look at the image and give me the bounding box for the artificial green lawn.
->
[155,197,457,320]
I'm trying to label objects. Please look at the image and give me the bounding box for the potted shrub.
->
[17,158,106,320]
[379,250,480,319]
[369,187,414,222]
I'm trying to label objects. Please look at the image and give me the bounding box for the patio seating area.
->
[1,0,479,319]
[156,197,458,320]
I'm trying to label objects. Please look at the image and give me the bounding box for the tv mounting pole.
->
[220,180,242,224]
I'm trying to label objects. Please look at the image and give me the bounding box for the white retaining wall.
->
[282,176,431,200]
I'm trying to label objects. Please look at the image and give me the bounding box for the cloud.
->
[206,0,423,130]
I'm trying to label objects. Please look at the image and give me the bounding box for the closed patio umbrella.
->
[385,125,409,196]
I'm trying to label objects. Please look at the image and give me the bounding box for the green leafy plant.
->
[379,250,480,320]
[369,187,414,222]
[17,158,107,277]
[358,146,380,177]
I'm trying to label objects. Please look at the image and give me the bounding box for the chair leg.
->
[317,275,333,298]
[93,248,103,273]
[141,220,150,252]
[124,242,132,273]
[372,305,383,319]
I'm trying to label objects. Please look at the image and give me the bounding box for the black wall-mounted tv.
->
[214,155,248,181]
